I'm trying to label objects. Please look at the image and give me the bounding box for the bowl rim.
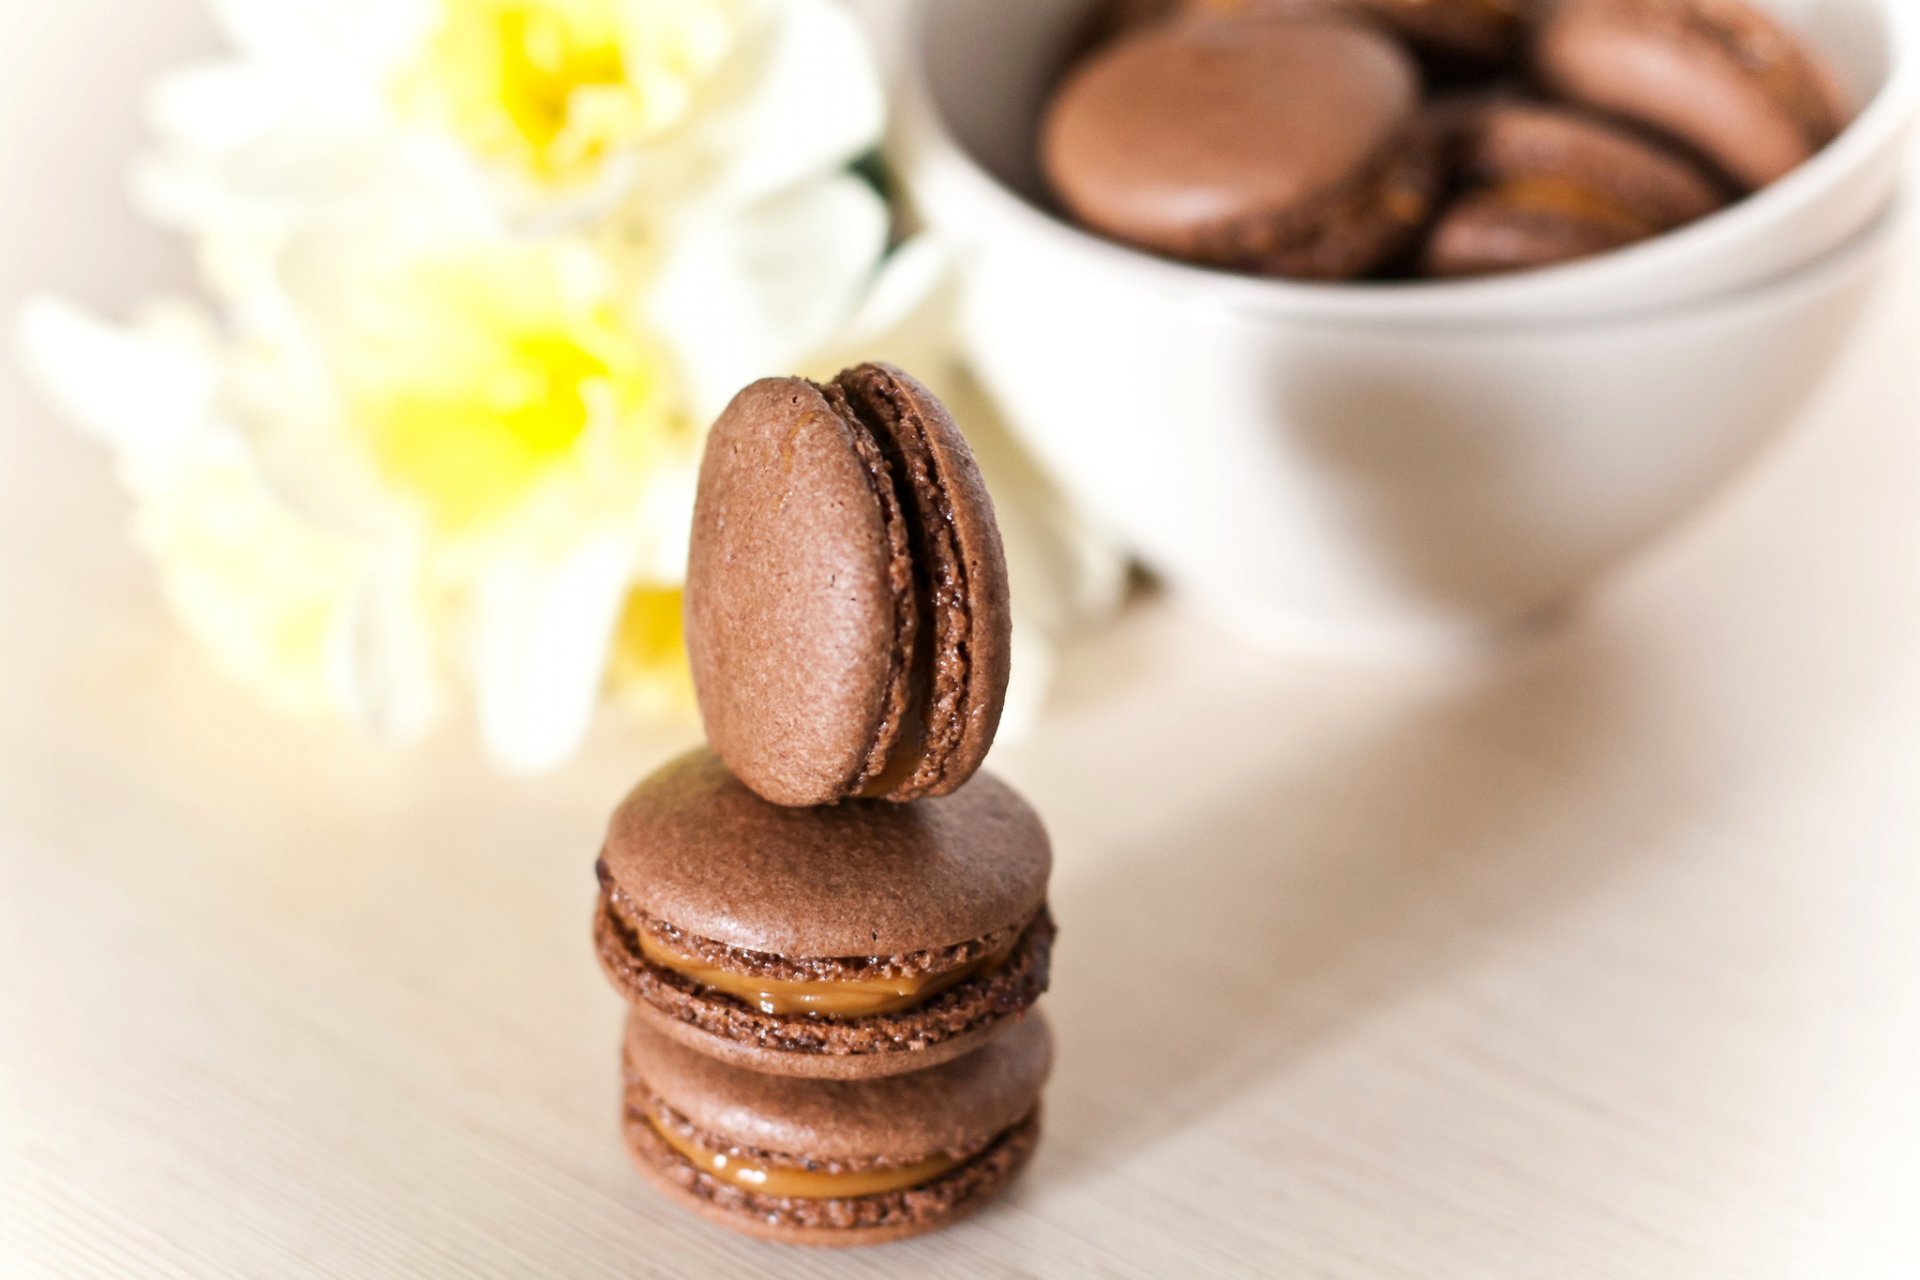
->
[897,0,1920,325]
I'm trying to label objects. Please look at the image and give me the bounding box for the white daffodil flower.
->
[137,0,882,235]
[18,296,445,739]
[21,218,703,773]
[20,0,1126,772]
[19,0,901,774]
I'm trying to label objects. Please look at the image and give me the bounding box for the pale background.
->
[5,2,1920,1277]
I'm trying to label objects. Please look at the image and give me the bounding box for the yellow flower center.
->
[607,584,694,711]
[403,0,745,185]
[337,247,680,535]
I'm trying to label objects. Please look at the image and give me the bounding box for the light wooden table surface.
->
[6,5,1920,1277]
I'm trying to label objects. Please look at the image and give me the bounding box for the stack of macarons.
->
[593,363,1054,1246]
[1042,0,1855,279]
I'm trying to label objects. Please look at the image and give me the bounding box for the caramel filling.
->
[649,1115,960,1198]
[1488,176,1655,236]
[635,931,1013,1018]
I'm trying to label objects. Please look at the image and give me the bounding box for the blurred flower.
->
[398,0,745,188]
[21,0,890,773]
[20,220,704,770]
[135,0,882,231]
[17,297,438,736]
[20,0,1127,773]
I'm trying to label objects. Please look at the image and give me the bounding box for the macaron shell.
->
[840,364,1012,801]
[685,377,906,809]
[601,749,1051,957]
[1041,16,1425,272]
[1422,186,1646,276]
[1445,100,1727,224]
[1246,139,1439,279]
[1535,0,1851,190]
[617,965,1043,1079]
[624,1010,1053,1161]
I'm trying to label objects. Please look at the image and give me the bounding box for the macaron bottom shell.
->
[622,1102,1042,1247]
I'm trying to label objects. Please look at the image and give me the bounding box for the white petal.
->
[330,546,443,743]
[998,618,1056,745]
[201,0,436,75]
[468,537,636,774]
[648,173,888,420]
[951,370,1131,632]
[147,60,300,151]
[16,296,218,461]
[807,235,957,376]
[627,446,703,586]
[699,0,886,208]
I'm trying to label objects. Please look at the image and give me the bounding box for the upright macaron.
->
[1535,0,1853,191]
[622,1010,1052,1246]
[593,749,1053,1079]
[1041,15,1438,279]
[685,363,1012,808]
[1421,99,1725,276]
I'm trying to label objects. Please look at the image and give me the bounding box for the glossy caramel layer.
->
[635,930,1009,1018]
[1489,176,1654,235]
[649,1114,959,1198]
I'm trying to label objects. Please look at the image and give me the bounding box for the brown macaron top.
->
[1535,0,1853,191]
[685,364,1011,809]
[1421,98,1726,274]
[624,1010,1053,1164]
[1041,15,1437,279]
[600,749,1050,959]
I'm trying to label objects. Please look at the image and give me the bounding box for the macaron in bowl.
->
[902,0,1916,321]
[1537,0,1857,192]
[1041,14,1438,280]
[1421,99,1728,277]
[593,749,1053,1079]
[895,0,1916,651]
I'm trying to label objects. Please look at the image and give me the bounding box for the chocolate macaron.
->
[1041,15,1439,279]
[685,363,1011,808]
[1422,100,1725,276]
[622,1010,1051,1245]
[593,749,1053,1079]
[1535,0,1853,191]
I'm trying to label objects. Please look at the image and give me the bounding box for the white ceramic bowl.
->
[901,0,1916,323]
[896,0,1917,652]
